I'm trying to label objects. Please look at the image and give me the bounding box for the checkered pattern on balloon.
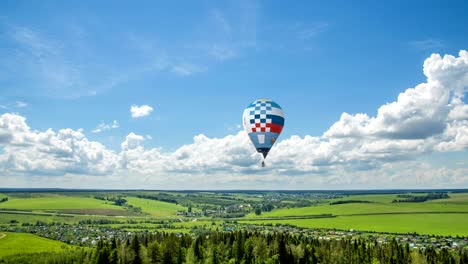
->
[242,99,284,159]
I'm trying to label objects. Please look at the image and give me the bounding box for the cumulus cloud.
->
[121,132,145,150]
[325,50,468,141]
[0,113,117,176]
[0,50,467,188]
[91,120,119,133]
[130,105,153,118]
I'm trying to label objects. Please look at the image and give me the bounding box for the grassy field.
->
[328,194,401,203]
[0,195,121,210]
[0,194,130,216]
[430,193,468,204]
[125,197,187,217]
[240,193,468,236]
[0,211,133,224]
[229,193,264,202]
[240,213,468,236]
[0,213,75,224]
[247,193,468,218]
[0,191,467,238]
[0,232,79,258]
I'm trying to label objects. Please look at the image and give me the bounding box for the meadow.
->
[238,192,468,236]
[0,232,79,258]
[241,213,468,236]
[0,192,192,217]
[0,194,124,211]
[247,193,468,218]
[0,190,467,245]
[125,196,187,217]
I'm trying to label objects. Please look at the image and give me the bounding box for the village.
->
[1,219,466,251]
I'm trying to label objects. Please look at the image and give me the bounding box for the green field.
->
[328,194,402,203]
[0,212,75,224]
[125,197,187,217]
[241,213,468,236]
[0,232,79,258]
[0,191,467,241]
[0,195,121,210]
[0,194,130,216]
[247,193,468,218]
[240,193,468,236]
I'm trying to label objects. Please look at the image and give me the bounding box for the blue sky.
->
[0,0,467,189]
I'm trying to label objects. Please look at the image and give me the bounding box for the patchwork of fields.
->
[241,193,468,236]
[241,213,468,236]
[0,192,189,218]
[0,190,467,258]
[248,193,468,217]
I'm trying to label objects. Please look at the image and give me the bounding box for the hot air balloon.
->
[242,99,285,167]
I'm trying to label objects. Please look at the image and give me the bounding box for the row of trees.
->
[393,193,450,203]
[136,195,179,205]
[329,200,373,205]
[94,195,128,206]
[1,231,467,264]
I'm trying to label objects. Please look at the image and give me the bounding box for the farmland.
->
[0,189,467,261]
[248,193,468,217]
[241,213,468,236]
[125,196,187,217]
[0,194,125,212]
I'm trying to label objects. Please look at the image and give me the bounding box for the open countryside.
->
[0,189,467,262]
[1,1,468,263]
[0,232,79,258]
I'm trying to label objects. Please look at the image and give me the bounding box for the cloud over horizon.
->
[0,51,467,189]
[130,105,154,118]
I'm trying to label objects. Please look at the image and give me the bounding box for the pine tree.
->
[130,236,142,264]
[148,240,162,264]
[243,238,254,264]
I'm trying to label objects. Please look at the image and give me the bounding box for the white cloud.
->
[15,101,28,108]
[0,50,467,188]
[171,63,205,76]
[0,113,117,176]
[91,120,119,133]
[121,132,145,151]
[325,50,468,141]
[130,105,153,118]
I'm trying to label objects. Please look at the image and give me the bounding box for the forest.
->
[1,231,467,264]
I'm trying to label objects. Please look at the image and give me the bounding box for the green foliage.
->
[0,250,92,264]
[254,208,262,216]
[393,193,450,203]
[329,200,373,205]
[2,231,467,264]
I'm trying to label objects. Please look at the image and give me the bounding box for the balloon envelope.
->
[242,99,284,159]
